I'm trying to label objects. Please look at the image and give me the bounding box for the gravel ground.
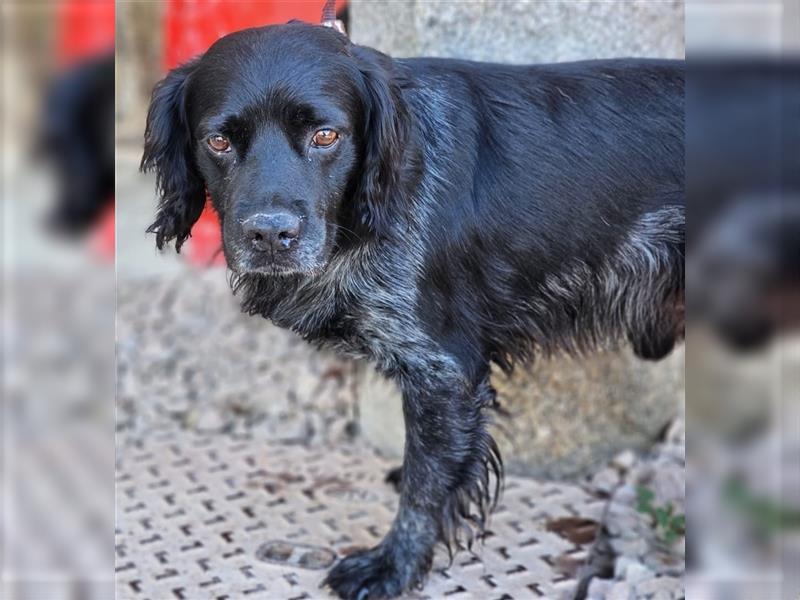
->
[580,420,685,600]
[117,271,686,599]
[117,269,362,448]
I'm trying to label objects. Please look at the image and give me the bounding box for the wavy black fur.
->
[143,23,684,600]
[39,52,114,235]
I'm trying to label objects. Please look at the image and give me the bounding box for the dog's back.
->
[386,56,684,370]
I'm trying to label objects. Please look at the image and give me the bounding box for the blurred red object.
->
[57,0,115,67]
[163,0,346,70]
[191,197,226,267]
[163,0,346,267]
[57,0,115,261]
[90,201,116,260]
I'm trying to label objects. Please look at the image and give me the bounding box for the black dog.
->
[143,22,684,599]
[41,52,115,235]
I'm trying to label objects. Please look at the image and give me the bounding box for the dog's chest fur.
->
[234,234,457,385]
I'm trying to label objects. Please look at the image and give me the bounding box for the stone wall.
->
[350,1,684,62]
[350,0,685,479]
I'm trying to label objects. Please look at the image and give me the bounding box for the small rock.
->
[635,575,683,598]
[643,547,684,576]
[606,503,644,530]
[610,535,649,558]
[592,467,621,495]
[626,562,652,584]
[192,405,232,433]
[612,449,637,471]
[605,520,622,537]
[614,556,635,579]
[587,577,613,598]
[607,581,633,600]
[615,556,653,583]
[614,483,638,504]
[651,463,684,505]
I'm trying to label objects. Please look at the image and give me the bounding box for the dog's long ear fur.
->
[352,47,409,237]
[141,59,205,251]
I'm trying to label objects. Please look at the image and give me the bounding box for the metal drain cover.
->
[116,429,605,599]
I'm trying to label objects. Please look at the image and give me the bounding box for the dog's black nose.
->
[242,213,301,252]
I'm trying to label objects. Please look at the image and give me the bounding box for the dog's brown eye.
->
[208,134,231,153]
[311,129,339,148]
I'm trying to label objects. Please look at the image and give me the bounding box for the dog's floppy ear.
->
[352,48,409,237]
[141,59,205,251]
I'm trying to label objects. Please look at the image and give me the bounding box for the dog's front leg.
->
[324,372,501,600]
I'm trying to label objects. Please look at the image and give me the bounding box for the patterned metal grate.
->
[116,430,605,599]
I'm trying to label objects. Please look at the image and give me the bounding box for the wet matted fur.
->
[142,22,684,600]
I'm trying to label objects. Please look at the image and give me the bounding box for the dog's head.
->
[142,22,407,275]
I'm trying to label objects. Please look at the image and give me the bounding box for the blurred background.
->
[1,0,798,599]
[2,2,114,599]
[685,2,800,599]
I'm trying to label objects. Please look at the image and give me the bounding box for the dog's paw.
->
[322,545,425,600]
[384,466,402,493]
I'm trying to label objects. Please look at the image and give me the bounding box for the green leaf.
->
[635,485,655,513]
[655,507,671,528]
[636,485,655,503]
[670,514,685,533]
